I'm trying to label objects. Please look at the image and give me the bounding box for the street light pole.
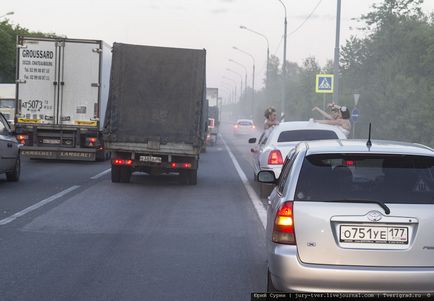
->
[226,68,243,102]
[0,11,14,19]
[222,76,238,103]
[277,0,287,120]
[333,0,342,104]
[228,58,248,99]
[239,25,270,89]
[233,46,255,118]
[221,85,234,104]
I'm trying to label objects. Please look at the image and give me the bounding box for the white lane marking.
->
[90,168,111,180]
[0,185,80,226]
[220,135,266,229]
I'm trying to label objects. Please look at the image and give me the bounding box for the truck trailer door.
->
[58,41,100,127]
[16,38,58,125]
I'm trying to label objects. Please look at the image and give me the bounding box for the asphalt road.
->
[0,127,267,301]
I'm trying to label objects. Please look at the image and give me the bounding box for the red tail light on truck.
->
[113,159,132,166]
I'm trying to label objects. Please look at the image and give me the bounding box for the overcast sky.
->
[4,0,434,96]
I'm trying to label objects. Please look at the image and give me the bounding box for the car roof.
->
[236,119,254,123]
[275,120,344,132]
[300,139,434,157]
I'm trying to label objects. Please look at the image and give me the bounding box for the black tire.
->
[120,166,132,183]
[6,157,20,182]
[111,165,121,183]
[267,269,279,292]
[188,169,197,185]
[180,169,197,185]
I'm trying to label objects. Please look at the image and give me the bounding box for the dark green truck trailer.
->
[103,43,207,184]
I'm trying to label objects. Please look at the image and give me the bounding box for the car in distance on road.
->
[0,112,20,181]
[233,119,256,136]
[250,120,346,180]
[259,139,434,292]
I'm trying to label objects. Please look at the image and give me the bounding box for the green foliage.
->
[340,0,434,146]
[0,20,59,82]
[231,0,434,147]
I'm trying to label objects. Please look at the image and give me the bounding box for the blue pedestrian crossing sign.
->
[315,74,334,93]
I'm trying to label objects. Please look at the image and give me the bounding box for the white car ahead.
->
[250,120,346,184]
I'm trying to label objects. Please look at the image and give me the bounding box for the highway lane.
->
[0,137,266,301]
[220,121,274,202]
[0,158,111,220]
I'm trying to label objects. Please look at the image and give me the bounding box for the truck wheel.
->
[6,157,20,182]
[120,166,132,183]
[186,169,197,185]
[179,170,197,185]
[111,165,121,183]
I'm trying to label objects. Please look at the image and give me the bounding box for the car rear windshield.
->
[295,154,434,204]
[238,121,253,126]
[277,130,338,142]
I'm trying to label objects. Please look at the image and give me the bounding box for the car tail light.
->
[85,137,97,147]
[113,159,132,166]
[343,160,355,166]
[272,201,296,244]
[234,124,239,128]
[268,150,283,165]
[17,134,28,144]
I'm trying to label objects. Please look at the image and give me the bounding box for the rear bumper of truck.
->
[20,146,96,161]
[105,142,201,157]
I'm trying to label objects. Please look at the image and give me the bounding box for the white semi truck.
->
[15,36,111,161]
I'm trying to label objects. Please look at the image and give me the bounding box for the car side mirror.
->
[258,171,277,184]
[248,138,256,144]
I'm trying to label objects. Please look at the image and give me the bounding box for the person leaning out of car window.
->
[264,106,279,130]
[312,103,351,137]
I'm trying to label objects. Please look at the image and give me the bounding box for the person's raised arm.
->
[312,106,333,120]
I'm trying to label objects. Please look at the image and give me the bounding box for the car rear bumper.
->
[269,244,434,292]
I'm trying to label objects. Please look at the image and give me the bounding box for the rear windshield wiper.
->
[323,199,391,215]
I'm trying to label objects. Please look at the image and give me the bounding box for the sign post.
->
[351,93,361,138]
[315,74,334,110]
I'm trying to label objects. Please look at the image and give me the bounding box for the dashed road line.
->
[90,168,111,180]
[0,185,80,226]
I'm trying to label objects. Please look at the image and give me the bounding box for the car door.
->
[252,129,271,176]
[0,113,18,170]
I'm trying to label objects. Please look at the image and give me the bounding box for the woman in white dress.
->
[312,103,351,137]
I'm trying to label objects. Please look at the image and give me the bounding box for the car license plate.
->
[43,138,60,144]
[340,225,408,244]
[139,155,162,163]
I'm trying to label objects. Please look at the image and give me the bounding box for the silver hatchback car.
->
[259,139,434,292]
